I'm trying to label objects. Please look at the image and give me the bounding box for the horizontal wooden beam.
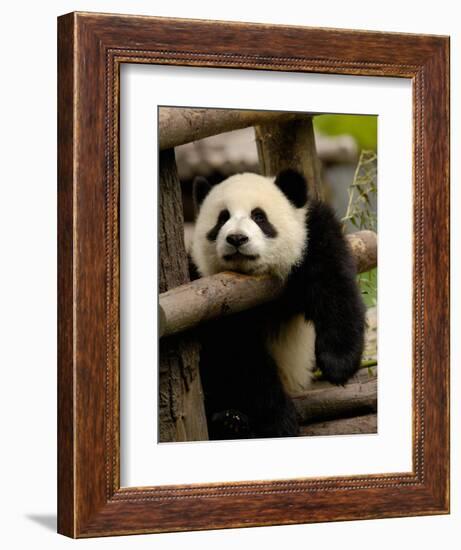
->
[159,230,377,338]
[295,362,377,436]
[294,370,377,423]
[159,108,310,150]
[299,414,377,436]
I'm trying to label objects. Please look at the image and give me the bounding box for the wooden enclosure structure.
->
[158,107,377,443]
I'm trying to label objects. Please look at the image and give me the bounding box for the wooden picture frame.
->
[57,12,450,538]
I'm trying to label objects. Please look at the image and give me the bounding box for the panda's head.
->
[191,170,308,279]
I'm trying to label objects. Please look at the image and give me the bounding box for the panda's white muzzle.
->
[217,214,265,262]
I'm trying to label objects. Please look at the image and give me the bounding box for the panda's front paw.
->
[317,351,360,386]
[210,409,251,440]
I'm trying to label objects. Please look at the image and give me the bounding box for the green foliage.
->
[340,149,378,310]
[357,267,377,308]
[342,150,377,233]
[313,114,378,151]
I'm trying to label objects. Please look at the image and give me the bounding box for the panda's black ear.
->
[274,169,308,208]
[193,176,212,212]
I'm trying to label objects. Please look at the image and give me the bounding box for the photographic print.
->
[158,107,378,443]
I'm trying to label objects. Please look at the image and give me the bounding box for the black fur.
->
[193,176,212,212]
[274,169,308,208]
[193,174,365,440]
[284,200,365,385]
[251,208,278,238]
[197,305,299,439]
[207,209,230,241]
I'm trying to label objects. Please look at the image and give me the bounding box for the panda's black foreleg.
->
[309,280,366,386]
[281,197,367,387]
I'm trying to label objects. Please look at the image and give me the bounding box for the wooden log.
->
[159,230,376,338]
[293,376,377,424]
[160,272,284,338]
[159,108,304,150]
[255,116,324,200]
[312,364,376,390]
[347,229,377,273]
[158,149,208,442]
[299,414,377,436]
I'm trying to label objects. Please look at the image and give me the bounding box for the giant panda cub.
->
[191,169,365,440]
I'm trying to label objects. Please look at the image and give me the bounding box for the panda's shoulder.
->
[306,199,343,240]
[303,199,354,269]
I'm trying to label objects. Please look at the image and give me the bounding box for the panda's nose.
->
[226,233,249,248]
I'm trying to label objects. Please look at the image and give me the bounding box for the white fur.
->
[191,172,314,394]
[191,173,307,280]
[267,316,316,394]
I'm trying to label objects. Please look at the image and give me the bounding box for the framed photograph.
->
[58,12,449,537]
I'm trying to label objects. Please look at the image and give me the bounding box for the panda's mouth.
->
[223,251,259,261]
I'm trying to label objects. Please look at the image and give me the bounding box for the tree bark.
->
[255,116,324,200]
[158,149,208,442]
[293,375,377,424]
[159,107,305,150]
[299,414,377,436]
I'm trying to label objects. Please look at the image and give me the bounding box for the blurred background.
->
[176,114,376,229]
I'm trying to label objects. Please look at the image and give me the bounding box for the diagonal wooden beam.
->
[160,230,377,338]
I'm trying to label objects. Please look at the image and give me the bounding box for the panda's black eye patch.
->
[251,208,277,238]
[218,209,230,223]
[206,209,230,241]
[251,208,266,223]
